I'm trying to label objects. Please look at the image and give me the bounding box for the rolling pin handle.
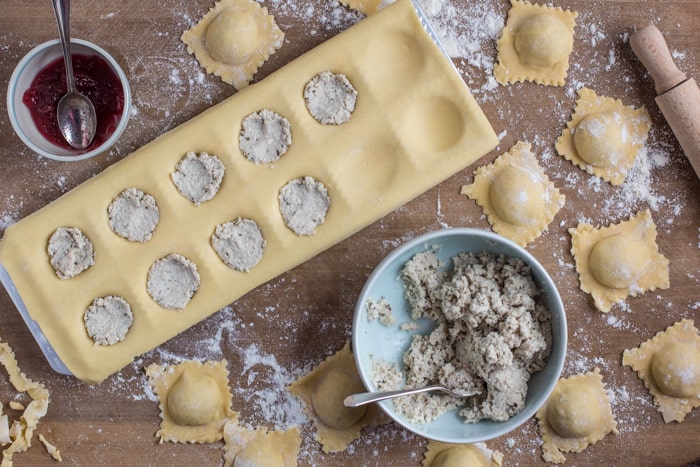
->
[630,25,688,95]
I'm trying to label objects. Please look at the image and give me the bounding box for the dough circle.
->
[47,227,95,280]
[205,10,260,65]
[171,151,225,205]
[588,234,650,289]
[650,342,700,398]
[167,370,223,426]
[546,383,602,438]
[514,14,572,68]
[574,112,626,167]
[304,71,358,125]
[83,296,134,346]
[239,109,292,164]
[108,187,160,242]
[431,446,485,467]
[278,176,331,236]
[489,165,546,226]
[147,253,200,310]
[211,218,266,272]
[311,368,367,430]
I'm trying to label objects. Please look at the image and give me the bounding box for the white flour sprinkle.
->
[1,1,698,464]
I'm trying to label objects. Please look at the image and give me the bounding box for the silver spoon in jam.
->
[51,0,96,150]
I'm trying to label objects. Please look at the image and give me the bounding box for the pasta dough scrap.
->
[494,0,578,86]
[423,441,503,467]
[460,141,565,246]
[339,0,381,15]
[145,359,237,444]
[536,368,617,464]
[569,210,669,312]
[622,319,700,423]
[222,421,300,467]
[287,342,388,453]
[0,341,51,466]
[181,0,284,90]
[38,434,62,462]
[555,87,651,185]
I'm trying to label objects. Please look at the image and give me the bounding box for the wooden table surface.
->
[0,0,698,465]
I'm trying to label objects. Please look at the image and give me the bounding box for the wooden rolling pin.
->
[630,25,700,180]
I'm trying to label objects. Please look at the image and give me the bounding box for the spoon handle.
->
[344,384,448,408]
[51,0,76,94]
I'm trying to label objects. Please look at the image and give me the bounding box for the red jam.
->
[22,54,124,152]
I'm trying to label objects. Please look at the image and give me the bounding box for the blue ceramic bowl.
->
[352,228,567,443]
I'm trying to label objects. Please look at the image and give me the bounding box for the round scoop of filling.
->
[311,368,367,430]
[546,383,602,438]
[167,370,223,426]
[574,112,628,167]
[489,165,546,226]
[514,14,572,68]
[588,233,650,289]
[650,341,700,398]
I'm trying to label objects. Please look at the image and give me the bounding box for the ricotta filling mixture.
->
[147,253,201,310]
[47,227,95,280]
[83,295,134,346]
[372,249,552,424]
[303,71,358,125]
[278,176,330,236]
[107,187,160,243]
[171,151,225,205]
[239,109,292,164]
[211,217,266,272]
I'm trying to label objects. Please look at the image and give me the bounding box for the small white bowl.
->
[352,228,567,443]
[7,39,131,162]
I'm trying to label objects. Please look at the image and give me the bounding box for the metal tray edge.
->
[0,262,72,376]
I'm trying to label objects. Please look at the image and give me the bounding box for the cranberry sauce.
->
[22,54,124,152]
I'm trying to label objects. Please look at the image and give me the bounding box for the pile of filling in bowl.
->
[372,249,552,423]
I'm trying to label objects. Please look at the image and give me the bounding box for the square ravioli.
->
[146,359,237,443]
[555,87,651,185]
[536,368,618,464]
[181,0,284,90]
[222,421,301,466]
[569,209,669,312]
[622,319,700,423]
[287,341,388,453]
[423,441,503,466]
[494,0,578,86]
[461,141,565,246]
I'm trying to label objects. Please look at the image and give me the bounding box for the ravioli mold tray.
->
[0,0,498,384]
